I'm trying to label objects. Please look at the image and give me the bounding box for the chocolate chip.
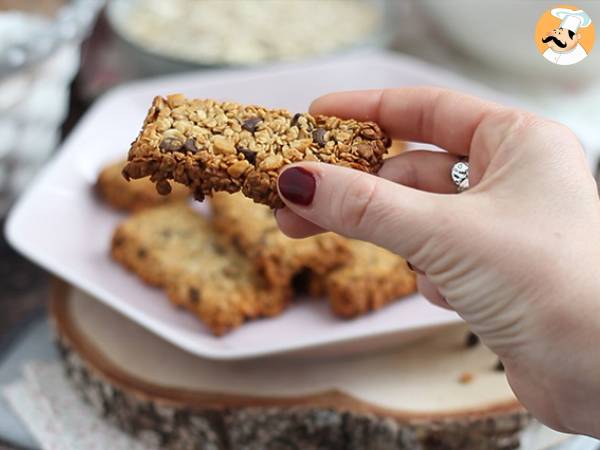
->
[122,160,159,181]
[465,332,479,348]
[212,243,225,255]
[156,180,172,195]
[494,359,505,372]
[222,266,241,278]
[137,248,147,259]
[231,236,244,253]
[237,147,257,165]
[184,138,198,153]
[242,117,262,133]
[312,128,327,147]
[159,138,183,152]
[193,188,205,202]
[383,135,392,148]
[291,113,302,127]
[189,287,201,305]
[292,268,311,295]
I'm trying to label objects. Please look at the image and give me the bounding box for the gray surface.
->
[0,316,57,449]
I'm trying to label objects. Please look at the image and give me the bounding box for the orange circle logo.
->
[535,5,595,65]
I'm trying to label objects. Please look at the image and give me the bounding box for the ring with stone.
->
[451,159,470,193]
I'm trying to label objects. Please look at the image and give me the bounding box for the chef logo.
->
[535,5,595,65]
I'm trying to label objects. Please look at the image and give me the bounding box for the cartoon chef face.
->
[539,8,593,65]
[542,27,581,52]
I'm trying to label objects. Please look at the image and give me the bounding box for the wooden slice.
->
[50,281,532,450]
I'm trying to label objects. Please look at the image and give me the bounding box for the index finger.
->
[309,87,506,156]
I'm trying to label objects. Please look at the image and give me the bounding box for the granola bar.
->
[311,240,417,318]
[111,203,290,335]
[96,160,189,212]
[210,192,349,287]
[123,94,391,208]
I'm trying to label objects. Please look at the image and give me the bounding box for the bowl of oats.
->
[106,0,387,71]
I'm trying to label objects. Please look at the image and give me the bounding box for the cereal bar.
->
[123,94,391,208]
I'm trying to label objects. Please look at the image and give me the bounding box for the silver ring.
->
[451,159,470,193]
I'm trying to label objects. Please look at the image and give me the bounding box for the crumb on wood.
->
[458,372,475,384]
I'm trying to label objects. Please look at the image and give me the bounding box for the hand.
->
[275,87,600,437]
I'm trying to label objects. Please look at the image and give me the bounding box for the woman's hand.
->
[275,87,600,437]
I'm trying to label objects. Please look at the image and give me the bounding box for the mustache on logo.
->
[542,35,567,48]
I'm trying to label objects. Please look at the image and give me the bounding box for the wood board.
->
[50,281,538,450]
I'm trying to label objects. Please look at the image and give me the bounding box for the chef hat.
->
[551,8,592,33]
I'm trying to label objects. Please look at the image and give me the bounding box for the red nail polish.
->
[278,167,316,206]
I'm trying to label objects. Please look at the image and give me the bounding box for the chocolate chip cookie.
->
[96,160,189,212]
[311,240,417,318]
[210,192,349,287]
[111,203,290,335]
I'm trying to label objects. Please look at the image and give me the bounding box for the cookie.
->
[111,203,290,335]
[312,240,417,318]
[96,160,189,212]
[210,192,349,287]
[123,94,391,208]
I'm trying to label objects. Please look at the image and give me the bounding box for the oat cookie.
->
[111,203,290,335]
[211,192,349,287]
[312,240,417,318]
[96,160,189,212]
[123,94,391,208]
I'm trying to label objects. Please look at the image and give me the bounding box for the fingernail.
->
[278,167,316,206]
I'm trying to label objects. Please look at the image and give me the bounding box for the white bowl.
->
[417,0,600,81]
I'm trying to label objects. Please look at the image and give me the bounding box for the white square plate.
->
[5,51,521,360]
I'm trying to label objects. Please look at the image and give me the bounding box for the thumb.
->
[277,162,452,260]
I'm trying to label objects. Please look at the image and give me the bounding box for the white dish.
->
[6,51,521,360]
[417,0,600,81]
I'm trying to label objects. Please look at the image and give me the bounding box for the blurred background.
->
[3,0,600,214]
[3,0,600,219]
[1,1,600,448]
